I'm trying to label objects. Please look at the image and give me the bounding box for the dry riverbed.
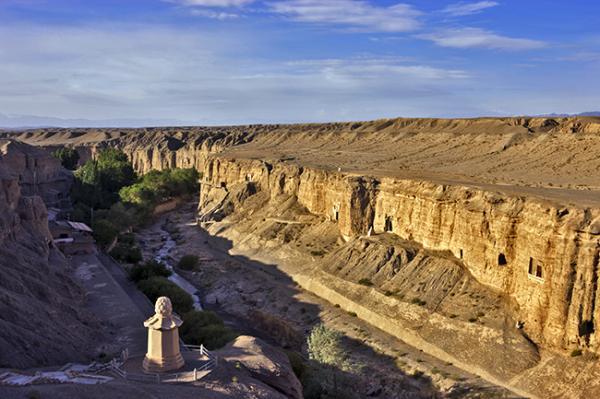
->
[136,202,520,399]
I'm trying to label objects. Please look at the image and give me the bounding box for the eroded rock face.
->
[0,140,102,368]
[197,156,600,357]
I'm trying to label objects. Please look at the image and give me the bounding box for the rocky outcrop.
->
[218,335,303,399]
[0,140,103,368]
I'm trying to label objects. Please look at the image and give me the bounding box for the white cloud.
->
[171,0,254,6]
[0,24,475,124]
[442,1,499,16]
[269,0,421,32]
[419,28,546,50]
[190,9,240,19]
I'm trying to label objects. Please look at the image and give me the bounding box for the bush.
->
[137,277,193,314]
[178,255,199,271]
[180,311,238,350]
[92,219,119,247]
[110,243,142,264]
[118,232,136,246]
[128,260,172,282]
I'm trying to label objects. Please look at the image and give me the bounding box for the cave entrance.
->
[459,249,464,259]
[384,216,393,232]
[498,253,507,266]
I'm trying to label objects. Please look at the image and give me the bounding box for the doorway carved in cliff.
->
[384,216,393,232]
[498,253,507,266]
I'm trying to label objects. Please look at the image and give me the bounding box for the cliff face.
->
[0,140,102,368]
[197,156,600,355]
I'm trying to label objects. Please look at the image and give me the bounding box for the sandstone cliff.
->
[0,140,104,368]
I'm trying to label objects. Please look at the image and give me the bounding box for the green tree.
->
[52,147,80,170]
[73,149,137,209]
[92,219,119,247]
[307,324,350,396]
[137,277,193,314]
[128,260,172,282]
[180,311,238,349]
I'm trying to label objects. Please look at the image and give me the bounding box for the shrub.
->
[180,311,238,350]
[92,219,119,247]
[118,232,136,246]
[110,243,142,264]
[177,255,199,271]
[137,277,193,314]
[347,311,357,317]
[128,260,172,282]
[571,349,583,357]
[358,278,373,287]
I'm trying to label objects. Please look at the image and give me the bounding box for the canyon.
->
[4,116,600,397]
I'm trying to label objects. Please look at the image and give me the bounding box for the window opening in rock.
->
[498,253,507,266]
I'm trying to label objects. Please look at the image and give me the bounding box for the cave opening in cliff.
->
[498,253,507,266]
[579,320,595,337]
[385,216,393,232]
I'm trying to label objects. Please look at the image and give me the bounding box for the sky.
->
[0,0,599,127]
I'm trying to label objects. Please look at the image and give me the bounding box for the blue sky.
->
[0,0,599,126]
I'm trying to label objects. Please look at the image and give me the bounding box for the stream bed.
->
[154,227,203,311]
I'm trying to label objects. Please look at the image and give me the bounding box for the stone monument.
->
[143,296,185,373]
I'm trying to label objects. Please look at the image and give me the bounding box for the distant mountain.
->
[0,113,192,129]
[537,111,600,117]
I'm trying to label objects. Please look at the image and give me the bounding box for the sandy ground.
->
[135,202,522,398]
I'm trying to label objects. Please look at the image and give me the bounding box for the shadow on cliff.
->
[194,227,441,398]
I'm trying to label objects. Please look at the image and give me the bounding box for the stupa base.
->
[143,352,185,373]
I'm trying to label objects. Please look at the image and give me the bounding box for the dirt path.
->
[137,202,523,398]
[72,253,149,356]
